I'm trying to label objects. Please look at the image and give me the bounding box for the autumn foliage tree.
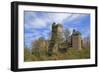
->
[32,37,49,55]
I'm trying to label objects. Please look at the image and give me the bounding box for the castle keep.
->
[49,22,64,53]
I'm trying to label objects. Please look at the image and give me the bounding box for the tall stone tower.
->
[48,22,64,54]
[72,29,82,50]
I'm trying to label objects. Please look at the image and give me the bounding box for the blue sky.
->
[24,11,90,49]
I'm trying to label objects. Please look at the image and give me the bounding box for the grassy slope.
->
[24,48,90,62]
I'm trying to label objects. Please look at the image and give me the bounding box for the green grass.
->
[24,48,90,62]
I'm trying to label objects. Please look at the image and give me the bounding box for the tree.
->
[83,35,90,49]
[64,28,71,41]
[32,37,48,54]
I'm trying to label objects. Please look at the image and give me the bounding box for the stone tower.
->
[72,29,82,50]
[48,22,64,53]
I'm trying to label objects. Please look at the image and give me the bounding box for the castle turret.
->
[72,29,82,50]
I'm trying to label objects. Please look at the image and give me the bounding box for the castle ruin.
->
[48,22,82,54]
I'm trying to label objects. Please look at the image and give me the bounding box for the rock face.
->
[72,29,82,50]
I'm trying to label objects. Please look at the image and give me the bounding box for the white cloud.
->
[25,12,86,30]
[25,12,76,30]
[25,12,51,29]
[67,14,80,21]
[66,14,87,22]
[25,12,85,31]
[47,13,72,23]
[30,18,47,28]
